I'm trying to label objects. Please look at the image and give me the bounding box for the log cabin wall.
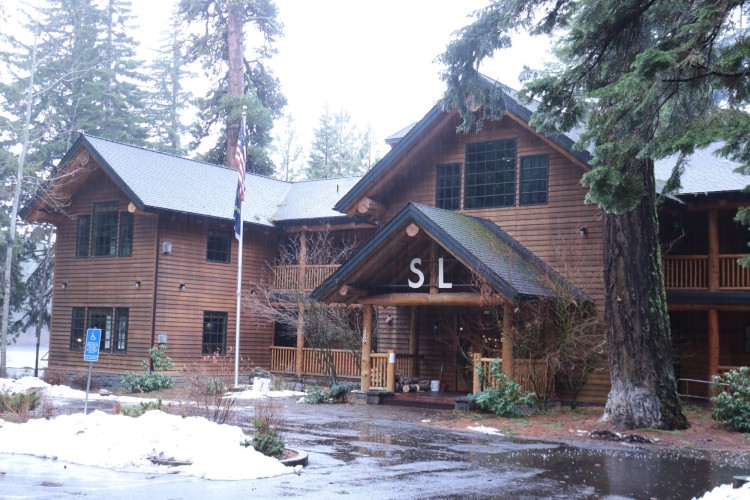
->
[153,214,278,372]
[48,168,158,375]
[375,114,605,311]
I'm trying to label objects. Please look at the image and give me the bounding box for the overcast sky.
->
[131,1,551,162]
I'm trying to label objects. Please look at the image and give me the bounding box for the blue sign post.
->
[83,328,101,414]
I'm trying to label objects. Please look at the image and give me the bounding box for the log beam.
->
[357,197,384,220]
[339,284,366,297]
[360,292,507,306]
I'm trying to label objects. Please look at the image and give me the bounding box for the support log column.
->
[409,307,419,377]
[361,304,373,391]
[707,209,720,386]
[501,302,514,377]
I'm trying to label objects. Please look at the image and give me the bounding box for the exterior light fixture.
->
[250,289,256,297]
[135,280,141,288]
[579,226,588,237]
[179,282,186,290]
[61,281,67,289]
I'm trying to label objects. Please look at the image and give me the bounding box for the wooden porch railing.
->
[473,356,548,394]
[273,265,340,292]
[662,254,749,290]
[269,346,360,379]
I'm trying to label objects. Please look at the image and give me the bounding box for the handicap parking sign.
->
[84,328,101,362]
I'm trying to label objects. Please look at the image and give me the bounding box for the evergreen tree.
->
[145,14,192,156]
[178,0,286,174]
[273,114,303,181]
[440,0,750,430]
[305,107,371,179]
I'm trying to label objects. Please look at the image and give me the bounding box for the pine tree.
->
[178,0,286,174]
[305,107,371,180]
[436,0,750,430]
[274,114,303,181]
[145,14,192,156]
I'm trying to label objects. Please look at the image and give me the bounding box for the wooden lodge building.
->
[22,80,750,402]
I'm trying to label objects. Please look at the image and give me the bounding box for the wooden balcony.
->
[273,265,340,292]
[663,254,750,290]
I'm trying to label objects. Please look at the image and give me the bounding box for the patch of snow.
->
[228,388,305,400]
[694,482,750,500]
[0,377,163,405]
[467,425,503,436]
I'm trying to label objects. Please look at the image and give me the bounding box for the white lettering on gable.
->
[407,257,453,289]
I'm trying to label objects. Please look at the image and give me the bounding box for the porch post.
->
[409,307,419,377]
[472,352,481,393]
[296,231,307,377]
[501,302,514,377]
[361,304,373,391]
[386,351,396,392]
[708,308,720,385]
[708,209,719,291]
[295,304,304,377]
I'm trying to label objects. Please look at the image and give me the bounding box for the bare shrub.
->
[250,398,285,458]
[43,368,68,386]
[183,352,238,424]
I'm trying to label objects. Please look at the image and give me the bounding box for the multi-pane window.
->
[435,163,462,210]
[520,155,549,205]
[69,307,128,353]
[202,311,228,355]
[70,308,86,350]
[207,229,231,263]
[464,139,517,209]
[77,202,134,258]
[76,216,91,257]
[118,212,134,257]
[92,202,119,256]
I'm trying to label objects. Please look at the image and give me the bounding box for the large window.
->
[69,307,129,353]
[92,202,119,257]
[203,311,228,355]
[118,212,134,257]
[435,163,462,210]
[76,216,91,258]
[207,228,231,263]
[464,139,517,209]
[520,154,549,205]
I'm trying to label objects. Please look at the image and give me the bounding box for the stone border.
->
[279,448,308,467]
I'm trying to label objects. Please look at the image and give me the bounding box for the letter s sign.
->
[408,258,424,288]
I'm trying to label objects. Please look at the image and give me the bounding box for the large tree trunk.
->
[225,5,244,166]
[602,159,688,430]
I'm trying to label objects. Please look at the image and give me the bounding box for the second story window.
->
[207,228,231,263]
[76,215,91,257]
[92,202,119,257]
[118,212,134,257]
[464,139,517,209]
[519,154,549,205]
[436,163,461,210]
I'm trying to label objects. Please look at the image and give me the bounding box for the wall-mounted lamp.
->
[135,280,142,288]
[179,282,186,291]
[579,226,588,237]
[385,314,393,324]
[61,281,67,289]
[250,289,256,297]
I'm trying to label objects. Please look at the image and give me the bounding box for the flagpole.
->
[234,107,247,387]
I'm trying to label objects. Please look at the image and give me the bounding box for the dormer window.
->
[464,139,516,209]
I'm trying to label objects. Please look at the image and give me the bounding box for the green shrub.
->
[711,366,750,432]
[121,345,174,393]
[251,398,285,458]
[329,382,354,403]
[120,398,165,417]
[0,390,42,422]
[300,387,330,404]
[470,360,536,417]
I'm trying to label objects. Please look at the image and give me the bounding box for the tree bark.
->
[602,159,688,430]
[226,4,244,166]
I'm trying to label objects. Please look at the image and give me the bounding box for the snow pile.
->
[695,482,750,500]
[0,376,160,405]
[0,410,291,480]
[228,388,305,400]
[467,424,503,436]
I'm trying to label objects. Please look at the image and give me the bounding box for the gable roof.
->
[313,202,586,303]
[23,134,360,227]
[334,76,591,214]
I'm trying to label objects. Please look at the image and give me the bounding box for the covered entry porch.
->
[311,203,580,397]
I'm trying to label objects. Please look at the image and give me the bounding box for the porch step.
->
[381,391,458,410]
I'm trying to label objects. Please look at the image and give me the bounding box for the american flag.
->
[233,116,247,240]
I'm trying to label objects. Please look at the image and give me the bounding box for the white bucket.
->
[430,380,440,392]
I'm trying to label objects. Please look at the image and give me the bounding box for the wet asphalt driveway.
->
[1,397,749,499]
